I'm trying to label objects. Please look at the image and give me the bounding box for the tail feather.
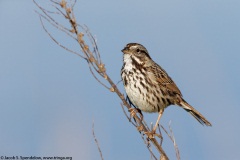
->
[180,100,212,126]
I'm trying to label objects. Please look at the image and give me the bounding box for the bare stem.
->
[32,0,180,159]
[92,121,104,160]
[161,122,181,160]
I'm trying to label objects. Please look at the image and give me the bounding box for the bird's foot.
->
[144,127,162,139]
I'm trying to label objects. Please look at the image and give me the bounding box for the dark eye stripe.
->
[140,50,151,59]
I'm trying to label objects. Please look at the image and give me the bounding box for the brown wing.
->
[157,73,182,96]
[147,63,182,96]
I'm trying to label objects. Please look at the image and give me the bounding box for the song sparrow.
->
[121,43,211,132]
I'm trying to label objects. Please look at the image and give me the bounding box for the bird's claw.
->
[145,130,162,139]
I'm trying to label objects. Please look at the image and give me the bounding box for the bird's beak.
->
[121,46,128,54]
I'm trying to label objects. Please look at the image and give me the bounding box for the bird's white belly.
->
[124,74,159,113]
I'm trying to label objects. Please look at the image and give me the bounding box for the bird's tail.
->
[180,100,212,126]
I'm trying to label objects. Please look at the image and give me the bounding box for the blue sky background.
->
[0,0,240,159]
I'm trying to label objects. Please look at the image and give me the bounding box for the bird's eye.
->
[136,49,140,53]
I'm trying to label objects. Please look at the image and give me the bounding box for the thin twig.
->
[140,133,158,160]
[168,122,180,160]
[120,103,132,122]
[39,16,86,59]
[84,26,101,63]
[92,121,104,160]
[161,122,180,160]
[34,0,70,32]
[87,61,110,90]
[36,11,78,41]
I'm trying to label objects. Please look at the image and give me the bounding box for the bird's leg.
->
[152,109,164,133]
[145,109,164,139]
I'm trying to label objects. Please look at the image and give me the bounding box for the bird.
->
[121,43,211,133]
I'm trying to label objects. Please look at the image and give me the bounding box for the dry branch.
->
[161,122,181,160]
[33,0,182,159]
[92,121,104,160]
